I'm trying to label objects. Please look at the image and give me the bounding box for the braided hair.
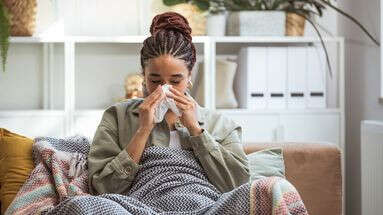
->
[140,12,197,73]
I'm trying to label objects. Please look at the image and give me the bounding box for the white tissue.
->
[154,84,182,123]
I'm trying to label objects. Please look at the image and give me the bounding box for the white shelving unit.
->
[1,36,345,152]
[0,35,345,215]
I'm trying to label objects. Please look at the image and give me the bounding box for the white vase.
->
[206,13,226,36]
[227,11,286,36]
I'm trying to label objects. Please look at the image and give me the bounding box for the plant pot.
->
[206,13,226,36]
[169,3,206,36]
[227,11,285,36]
[3,0,37,36]
[285,12,306,36]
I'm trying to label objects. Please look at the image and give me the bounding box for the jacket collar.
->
[131,90,205,125]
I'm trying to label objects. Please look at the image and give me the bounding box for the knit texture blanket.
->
[5,135,308,215]
[5,136,90,215]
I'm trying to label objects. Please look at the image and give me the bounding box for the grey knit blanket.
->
[7,135,307,215]
[47,145,251,215]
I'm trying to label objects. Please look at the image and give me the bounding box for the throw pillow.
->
[247,147,285,182]
[0,128,34,214]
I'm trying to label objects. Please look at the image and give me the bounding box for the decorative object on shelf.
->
[162,0,208,35]
[222,0,379,78]
[285,12,305,36]
[116,74,144,102]
[224,0,286,36]
[124,74,144,99]
[162,0,229,36]
[206,0,226,36]
[206,13,226,36]
[227,11,286,36]
[283,0,379,45]
[282,0,380,77]
[194,58,238,108]
[0,0,37,72]
[4,0,37,36]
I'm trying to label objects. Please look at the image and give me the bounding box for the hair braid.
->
[140,12,196,73]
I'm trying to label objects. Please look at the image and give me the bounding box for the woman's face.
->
[143,54,190,96]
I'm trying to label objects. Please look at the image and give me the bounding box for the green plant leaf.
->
[193,0,210,11]
[301,12,333,79]
[0,1,10,73]
[271,0,289,10]
[318,0,380,46]
[286,7,320,17]
[312,1,325,17]
[163,0,187,6]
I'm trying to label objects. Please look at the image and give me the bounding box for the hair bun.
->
[150,12,192,42]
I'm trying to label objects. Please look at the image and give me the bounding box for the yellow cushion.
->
[0,128,34,214]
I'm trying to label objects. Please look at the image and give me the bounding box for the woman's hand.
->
[138,85,165,132]
[167,86,203,136]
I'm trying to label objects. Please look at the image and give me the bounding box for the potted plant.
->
[282,0,380,77]
[0,0,37,73]
[206,0,227,36]
[284,0,379,45]
[224,0,287,36]
[0,1,10,73]
[163,0,230,36]
[162,0,210,35]
[223,0,379,77]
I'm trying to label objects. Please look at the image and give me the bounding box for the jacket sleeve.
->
[88,108,141,195]
[188,122,250,193]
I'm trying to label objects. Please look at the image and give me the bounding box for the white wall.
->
[337,0,383,214]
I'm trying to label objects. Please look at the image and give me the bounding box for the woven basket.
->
[285,12,305,36]
[3,0,37,36]
[169,3,206,36]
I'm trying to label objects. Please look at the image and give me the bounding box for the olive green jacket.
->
[88,95,250,195]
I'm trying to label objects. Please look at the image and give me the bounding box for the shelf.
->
[9,35,210,44]
[9,36,67,43]
[2,34,345,154]
[9,35,343,44]
[216,108,341,115]
[73,35,210,43]
[213,36,343,43]
[0,110,65,117]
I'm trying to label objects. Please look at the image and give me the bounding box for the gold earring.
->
[142,81,149,97]
[188,80,193,89]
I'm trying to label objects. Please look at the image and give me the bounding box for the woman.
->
[88,12,250,196]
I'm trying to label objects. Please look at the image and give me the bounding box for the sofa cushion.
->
[243,142,342,215]
[247,147,285,182]
[0,128,34,214]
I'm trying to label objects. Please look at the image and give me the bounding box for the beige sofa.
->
[243,142,343,215]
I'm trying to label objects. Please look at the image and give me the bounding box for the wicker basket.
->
[3,0,37,36]
[285,12,305,36]
[169,3,206,36]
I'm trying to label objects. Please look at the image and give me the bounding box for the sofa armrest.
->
[243,142,342,215]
